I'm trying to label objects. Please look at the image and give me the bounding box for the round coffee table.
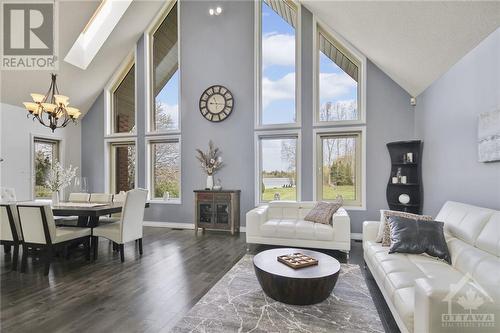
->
[253,248,340,305]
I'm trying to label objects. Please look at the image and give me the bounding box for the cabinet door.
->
[214,202,231,226]
[198,201,214,225]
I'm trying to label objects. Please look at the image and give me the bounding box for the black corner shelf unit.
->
[386,140,423,214]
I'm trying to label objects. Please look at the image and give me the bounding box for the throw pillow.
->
[304,199,343,225]
[380,210,433,246]
[388,216,451,264]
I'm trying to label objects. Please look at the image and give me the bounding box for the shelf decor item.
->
[386,140,423,214]
[195,140,224,190]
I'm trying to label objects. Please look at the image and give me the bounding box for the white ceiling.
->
[302,0,500,96]
[0,0,164,116]
[1,1,499,116]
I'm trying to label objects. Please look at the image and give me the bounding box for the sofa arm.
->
[363,221,380,243]
[332,208,350,246]
[414,278,500,333]
[245,205,268,237]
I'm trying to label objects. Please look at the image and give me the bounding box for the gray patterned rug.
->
[171,255,383,333]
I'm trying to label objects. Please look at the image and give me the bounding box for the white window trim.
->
[312,126,366,210]
[30,134,64,200]
[254,0,302,131]
[104,137,138,194]
[145,134,182,204]
[144,0,181,136]
[254,129,302,205]
[103,49,137,138]
[312,17,367,127]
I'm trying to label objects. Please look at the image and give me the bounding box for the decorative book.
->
[277,253,319,269]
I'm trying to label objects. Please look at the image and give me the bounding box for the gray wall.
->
[415,28,500,216]
[81,1,415,233]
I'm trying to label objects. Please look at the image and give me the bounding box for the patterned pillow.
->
[381,210,433,246]
[304,199,343,225]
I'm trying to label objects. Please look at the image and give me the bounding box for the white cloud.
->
[262,73,295,108]
[262,33,295,68]
[319,72,356,100]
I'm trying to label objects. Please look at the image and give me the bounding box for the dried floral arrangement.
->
[195,140,224,176]
[46,161,78,192]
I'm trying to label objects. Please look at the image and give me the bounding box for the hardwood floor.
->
[1,228,398,333]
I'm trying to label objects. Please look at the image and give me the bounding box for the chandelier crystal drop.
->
[22,73,81,132]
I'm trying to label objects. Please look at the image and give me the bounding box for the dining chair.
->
[17,204,91,275]
[92,189,148,262]
[0,204,22,270]
[0,187,16,203]
[68,193,90,202]
[90,193,113,203]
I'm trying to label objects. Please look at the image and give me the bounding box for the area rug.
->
[171,255,383,333]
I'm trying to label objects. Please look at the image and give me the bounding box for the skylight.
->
[64,0,133,70]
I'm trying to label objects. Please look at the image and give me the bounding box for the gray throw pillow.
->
[388,216,451,264]
[304,199,343,225]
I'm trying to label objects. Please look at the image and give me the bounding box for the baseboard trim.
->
[143,221,247,232]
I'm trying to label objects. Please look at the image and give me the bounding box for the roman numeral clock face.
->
[199,85,234,122]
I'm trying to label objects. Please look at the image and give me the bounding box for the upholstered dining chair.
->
[0,204,22,270]
[17,204,91,275]
[68,192,90,202]
[89,193,113,203]
[56,192,91,227]
[0,187,17,203]
[92,189,148,262]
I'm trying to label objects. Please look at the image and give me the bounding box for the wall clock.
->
[199,85,234,122]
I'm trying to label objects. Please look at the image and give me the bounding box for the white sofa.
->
[246,201,351,253]
[363,201,500,333]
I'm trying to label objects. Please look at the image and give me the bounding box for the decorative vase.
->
[52,191,60,205]
[206,175,214,190]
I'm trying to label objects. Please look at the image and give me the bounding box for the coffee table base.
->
[254,264,339,305]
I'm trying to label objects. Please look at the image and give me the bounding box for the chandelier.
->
[23,74,81,132]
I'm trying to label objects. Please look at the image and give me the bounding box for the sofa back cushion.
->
[268,201,316,220]
[475,212,500,257]
[436,201,494,247]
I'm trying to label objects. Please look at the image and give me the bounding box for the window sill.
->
[254,123,301,131]
[145,130,181,136]
[147,199,182,205]
[313,120,366,128]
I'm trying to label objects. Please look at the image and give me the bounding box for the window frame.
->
[104,137,138,194]
[313,19,367,127]
[254,0,302,130]
[144,0,181,135]
[312,127,366,210]
[31,135,62,200]
[254,129,302,205]
[104,50,137,138]
[145,134,182,204]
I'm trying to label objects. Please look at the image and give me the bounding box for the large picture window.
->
[259,0,298,126]
[317,28,361,124]
[316,131,363,207]
[111,63,136,134]
[257,133,299,203]
[150,2,179,132]
[109,142,136,194]
[33,138,59,199]
[148,138,180,201]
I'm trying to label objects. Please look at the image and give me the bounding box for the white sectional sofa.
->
[363,201,500,333]
[246,201,351,253]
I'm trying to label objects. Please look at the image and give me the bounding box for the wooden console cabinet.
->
[194,190,240,235]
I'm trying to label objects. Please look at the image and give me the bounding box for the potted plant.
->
[45,161,78,205]
[196,140,224,190]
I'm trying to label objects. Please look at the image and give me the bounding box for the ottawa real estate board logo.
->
[1,1,58,70]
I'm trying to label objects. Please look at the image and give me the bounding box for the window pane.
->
[113,65,135,133]
[261,137,297,201]
[151,141,180,199]
[261,0,296,125]
[34,140,58,198]
[112,144,135,193]
[321,136,357,201]
[319,35,358,122]
[152,3,179,131]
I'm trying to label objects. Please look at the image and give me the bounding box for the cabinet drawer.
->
[214,193,230,201]
[197,193,213,201]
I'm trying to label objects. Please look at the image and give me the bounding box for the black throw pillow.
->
[388,216,451,264]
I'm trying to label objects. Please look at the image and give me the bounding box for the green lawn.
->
[262,185,355,202]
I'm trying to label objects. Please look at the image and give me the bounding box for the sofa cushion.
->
[475,212,500,257]
[304,200,343,225]
[384,271,426,299]
[260,219,334,241]
[378,210,433,246]
[275,219,296,238]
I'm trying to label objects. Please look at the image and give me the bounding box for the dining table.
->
[52,202,150,227]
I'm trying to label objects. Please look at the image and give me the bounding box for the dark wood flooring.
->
[1,228,399,333]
